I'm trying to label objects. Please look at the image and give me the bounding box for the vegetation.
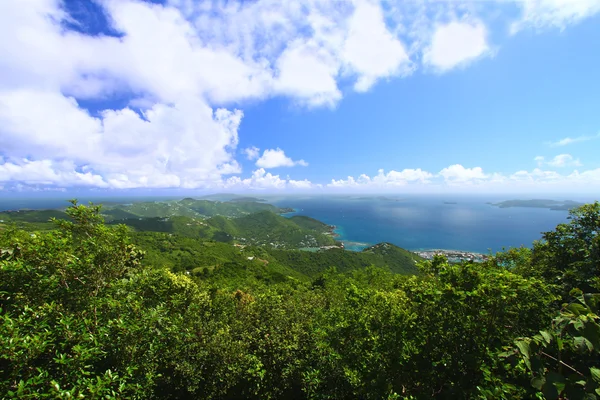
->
[103,198,293,220]
[0,200,599,399]
[115,211,337,249]
[0,202,334,249]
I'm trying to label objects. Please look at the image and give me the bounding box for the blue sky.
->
[1,0,600,194]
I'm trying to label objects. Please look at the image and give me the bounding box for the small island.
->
[491,199,584,211]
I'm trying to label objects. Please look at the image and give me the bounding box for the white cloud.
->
[1,0,598,191]
[548,132,600,147]
[288,179,313,189]
[255,148,308,169]
[223,168,313,190]
[0,159,107,187]
[341,0,412,92]
[0,89,243,189]
[423,20,491,72]
[512,0,600,32]
[438,164,488,183]
[243,146,261,160]
[274,40,342,107]
[328,168,433,188]
[535,154,582,168]
[511,168,563,182]
[546,154,583,167]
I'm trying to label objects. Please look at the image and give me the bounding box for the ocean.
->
[0,194,593,254]
[270,195,586,253]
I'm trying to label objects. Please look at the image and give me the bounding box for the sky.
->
[1,0,600,195]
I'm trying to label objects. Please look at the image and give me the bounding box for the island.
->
[491,199,584,211]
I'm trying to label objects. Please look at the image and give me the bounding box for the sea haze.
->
[270,195,582,253]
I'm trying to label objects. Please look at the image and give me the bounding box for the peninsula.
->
[491,199,583,211]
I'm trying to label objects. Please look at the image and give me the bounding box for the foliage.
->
[1,201,599,399]
[503,292,600,399]
[513,201,600,301]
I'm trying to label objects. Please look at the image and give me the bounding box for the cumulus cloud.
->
[423,20,491,72]
[255,148,308,169]
[0,0,598,191]
[341,0,412,91]
[0,159,107,187]
[0,89,243,189]
[223,168,313,190]
[0,0,415,189]
[328,168,433,188]
[324,164,600,192]
[536,154,582,168]
[438,164,488,184]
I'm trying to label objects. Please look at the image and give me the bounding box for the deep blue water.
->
[271,195,583,253]
[0,194,593,254]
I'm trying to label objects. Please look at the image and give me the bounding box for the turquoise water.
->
[272,195,583,253]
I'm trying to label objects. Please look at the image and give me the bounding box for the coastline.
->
[283,210,490,260]
[414,249,489,263]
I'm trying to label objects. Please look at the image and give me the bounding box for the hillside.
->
[116,211,337,249]
[267,243,421,277]
[102,198,293,220]
[0,198,293,229]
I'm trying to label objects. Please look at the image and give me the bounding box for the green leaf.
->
[591,367,600,383]
[516,341,531,359]
[540,330,553,344]
[567,303,589,316]
[531,376,545,390]
[573,336,594,352]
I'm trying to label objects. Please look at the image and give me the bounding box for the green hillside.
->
[267,243,420,277]
[102,198,292,220]
[115,211,337,249]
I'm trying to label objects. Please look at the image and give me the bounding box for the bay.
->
[270,195,580,253]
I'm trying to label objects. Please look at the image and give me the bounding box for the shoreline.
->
[414,249,489,262]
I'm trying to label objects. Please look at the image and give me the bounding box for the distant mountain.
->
[492,199,584,211]
[102,198,292,220]
[197,193,248,201]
